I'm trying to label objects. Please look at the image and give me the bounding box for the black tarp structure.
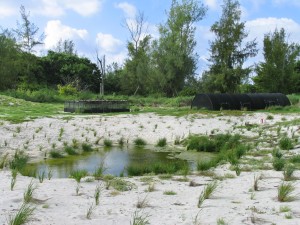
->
[191,93,290,110]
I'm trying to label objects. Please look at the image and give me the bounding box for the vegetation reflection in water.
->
[28,146,214,178]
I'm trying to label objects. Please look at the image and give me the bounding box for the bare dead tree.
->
[96,52,105,96]
[124,11,148,54]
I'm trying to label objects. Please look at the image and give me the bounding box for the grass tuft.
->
[273,158,285,171]
[8,203,35,225]
[279,137,294,150]
[64,146,78,155]
[49,150,64,158]
[278,182,296,202]
[23,180,37,203]
[70,169,88,183]
[198,181,218,208]
[156,138,167,147]
[131,210,150,225]
[103,139,113,147]
[134,138,147,146]
[82,143,93,152]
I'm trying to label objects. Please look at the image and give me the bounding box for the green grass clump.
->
[289,154,300,163]
[127,161,188,176]
[82,143,93,152]
[272,149,283,158]
[131,210,150,225]
[110,178,135,192]
[103,139,113,147]
[156,138,167,147]
[9,151,29,171]
[279,137,294,150]
[70,169,88,183]
[64,146,78,155]
[197,159,218,171]
[93,161,106,179]
[278,182,296,202]
[186,134,242,153]
[273,158,285,171]
[163,190,177,195]
[8,203,35,225]
[49,150,64,158]
[198,181,218,208]
[0,153,9,169]
[11,169,18,191]
[23,180,37,203]
[283,165,295,181]
[134,138,147,146]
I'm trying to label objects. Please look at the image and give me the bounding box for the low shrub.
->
[104,139,112,147]
[273,158,285,171]
[64,146,78,155]
[9,151,29,171]
[156,138,167,147]
[49,150,64,158]
[134,138,147,146]
[289,154,300,163]
[197,159,218,171]
[279,137,294,150]
[127,161,188,176]
[82,143,93,152]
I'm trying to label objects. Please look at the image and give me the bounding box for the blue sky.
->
[1,0,300,76]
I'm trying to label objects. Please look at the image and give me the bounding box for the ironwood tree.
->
[202,0,257,93]
[152,0,207,96]
[254,28,300,94]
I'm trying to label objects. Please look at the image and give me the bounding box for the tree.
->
[0,33,21,90]
[254,28,300,94]
[41,51,99,91]
[121,11,153,95]
[54,39,77,55]
[14,5,44,53]
[12,5,44,89]
[152,0,207,96]
[202,0,257,93]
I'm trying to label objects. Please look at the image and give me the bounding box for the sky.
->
[1,0,300,76]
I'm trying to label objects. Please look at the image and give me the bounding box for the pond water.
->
[28,146,214,178]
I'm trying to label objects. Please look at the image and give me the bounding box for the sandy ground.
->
[1,112,300,225]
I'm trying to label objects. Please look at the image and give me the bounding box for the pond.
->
[27,146,214,178]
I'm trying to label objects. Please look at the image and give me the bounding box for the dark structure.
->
[191,93,290,111]
[64,100,130,113]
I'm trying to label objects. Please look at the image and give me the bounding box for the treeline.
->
[1,0,300,99]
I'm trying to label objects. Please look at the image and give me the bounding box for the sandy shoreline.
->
[1,112,300,224]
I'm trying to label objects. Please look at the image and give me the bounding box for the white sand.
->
[1,112,300,224]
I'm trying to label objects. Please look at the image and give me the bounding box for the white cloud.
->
[0,4,17,18]
[32,0,102,17]
[204,0,220,10]
[115,2,137,18]
[96,33,123,53]
[246,17,300,44]
[63,0,102,17]
[44,20,88,49]
[32,0,65,17]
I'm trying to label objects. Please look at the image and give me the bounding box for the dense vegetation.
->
[0,0,300,100]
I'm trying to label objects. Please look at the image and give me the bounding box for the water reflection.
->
[32,146,186,178]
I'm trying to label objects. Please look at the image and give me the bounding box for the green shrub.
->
[272,149,283,158]
[156,138,167,147]
[82,143,93,152]
[197,160,217,171]
[49,150,64,158]
[104,139,112,147]
[134,138,147,146]
[57,84,77,96]
[9,151,29,171]
[278,182,296,202]
[127,161,188,176]
[289,154,300,163]
[273,158,285,171]
[279,137,294,150]
[70,169,88,183]
[64,146,78,155]
[186,136,215,152]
